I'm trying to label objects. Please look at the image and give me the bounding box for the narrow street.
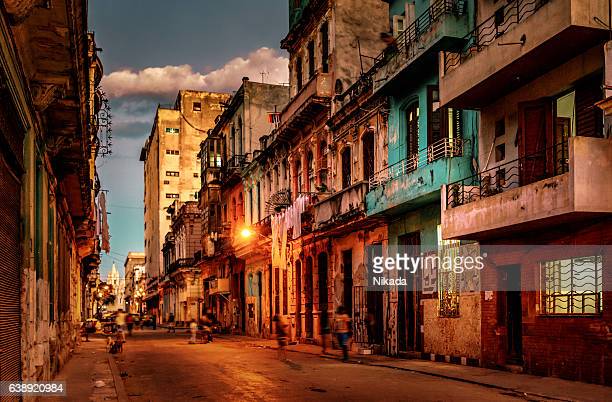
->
[114,331,523,401]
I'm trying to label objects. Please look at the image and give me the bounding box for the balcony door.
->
[406,101,419,158]
[518,99,553,186]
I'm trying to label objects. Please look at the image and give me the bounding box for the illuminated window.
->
[165,127,180,134]
[541,255,603,315]
[438,225,460,317]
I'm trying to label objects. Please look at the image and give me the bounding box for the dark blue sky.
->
[90,1,289,275]
[90,0,288,72]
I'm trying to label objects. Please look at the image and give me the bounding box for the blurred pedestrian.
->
[189,319,197,344]
[334,306,351,362]
[126,314,134,336]
[273,315,289,361]
[152,313,157,330]
[168,312,176,333]
[320,309,331,355]
[116,309,127,334]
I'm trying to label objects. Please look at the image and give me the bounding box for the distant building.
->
[124,252,146,314]
[140,90,231,314]
[106,263,125,312]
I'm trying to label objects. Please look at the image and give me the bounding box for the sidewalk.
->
[49,336,128,402]
[223,335,612,402]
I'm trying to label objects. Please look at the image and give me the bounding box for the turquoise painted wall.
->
[387,203,440,253]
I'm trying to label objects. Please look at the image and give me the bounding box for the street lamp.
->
[239,227,271,240]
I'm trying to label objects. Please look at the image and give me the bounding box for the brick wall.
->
[480,217,612,385]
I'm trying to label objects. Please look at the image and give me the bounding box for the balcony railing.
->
[168,258,195,274]
[369,137,464,189]
[444,0,549,73]
[226,154,247,169]
[446,140,569,209]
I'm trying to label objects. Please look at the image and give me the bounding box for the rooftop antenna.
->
[260,71,269,83]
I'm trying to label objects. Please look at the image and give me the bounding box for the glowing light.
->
[240,228,254,239]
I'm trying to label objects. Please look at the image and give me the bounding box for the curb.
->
[107,355,129,402]
[242,341,571,402]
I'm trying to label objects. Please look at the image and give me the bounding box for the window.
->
[307,151,315,192]
[166,193,179,199]
[295,160,302,193]
[193,173,199,178]
[320,22,329,73]
[495,119,505,138]
[495,144,506,162]
[541,255,603,315]
[308,40,315,79]
[165,127,180,134]
[166,149,180,155]
[362,131,374,181]
[438,226,460,317]
[393,15,405,37]
[341,147,351,189]
[193,102,202,112]
[296,57,303,92]
[406,101,419,158]
[166,171,179,177]
[163,180,170,185]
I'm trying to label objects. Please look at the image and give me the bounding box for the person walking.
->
[189,319,198,344]
[334,306,351,362]
[115,309,127,335]
[273,315,289,361]
[126,314,134,336]
[168,312,176,333]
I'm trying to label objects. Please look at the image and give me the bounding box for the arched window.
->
[237,117,243,155]
[362,131,375,181]
[232,197,237,221]
[307,151,315,193]
[406,101,419,158]
[295,159,302,194]
[341,147,351,189]
[237,192,244,222]
[319,141,328,190]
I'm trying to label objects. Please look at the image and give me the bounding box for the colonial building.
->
[124,252,146,314]
[440,0,611,384]
[236,0,389,341]
[160,201,203,324]
[140,91,230,317]
[199,78,289,333]
[0,0,104,382]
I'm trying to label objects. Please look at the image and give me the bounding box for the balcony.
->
[441,136,612,240]
[313,181,369,231]
[168,258,195,275]
[373,0,469,94]
[222,154,247,185]
[440,0,610,108]
[367,137,471,216]
[276,73,332,140]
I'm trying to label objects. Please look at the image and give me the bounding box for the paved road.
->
[114,330,526,401]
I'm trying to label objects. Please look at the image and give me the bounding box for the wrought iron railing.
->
[369,137,464,189]
[375,0,466,69]
[226,154,247,169]
[446,140,568,209]
[444,0,549,72]
[168,258,195,274]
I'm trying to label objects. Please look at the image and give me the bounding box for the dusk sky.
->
[89,1,289,276]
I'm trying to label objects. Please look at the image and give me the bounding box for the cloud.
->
[102,47,289,99]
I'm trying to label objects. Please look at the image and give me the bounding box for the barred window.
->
[541,255,603,315]
[165,127,180,134]
[438,226,460,317]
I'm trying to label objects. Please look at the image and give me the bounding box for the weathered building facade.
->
[440,0,612,384]
[141,90,230,317]
[160,201,203,324]
[124,252,146,314]
[199,78,289,334]
[0,0,105,382]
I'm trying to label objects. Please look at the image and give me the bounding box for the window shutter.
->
[575,75,603,138]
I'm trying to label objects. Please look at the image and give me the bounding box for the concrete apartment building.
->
[140,90,231,305]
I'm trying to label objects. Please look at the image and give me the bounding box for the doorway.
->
[305,256,314,338]
[295,260,302,337]
[397,232,422,352]
[498,265,523,364]
[317,253,328,312]
[342,250,353,316]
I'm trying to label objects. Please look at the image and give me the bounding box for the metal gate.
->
[353,286,368,344]
[0,151,22,389]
